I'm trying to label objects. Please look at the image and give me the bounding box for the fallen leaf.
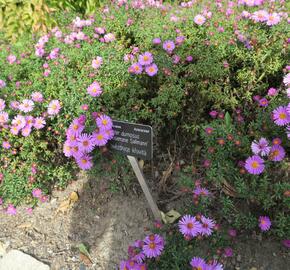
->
[161,209,181,224]
[79,253,92,266]
[17,223,32,229]
[69,191,79,203]
[138,159,144,169]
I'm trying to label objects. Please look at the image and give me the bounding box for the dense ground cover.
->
[0,0,289,269]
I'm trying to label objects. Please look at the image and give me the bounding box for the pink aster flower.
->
[267,87,278,96]
[251,138,271,156]
[0,99,5,111]
[272,106,290,126]
[0,79,6,88]
[10,101,19,110]
[92,56,103,69]
[6,204,17,215]
[259,216,271,231]
[178,215,202,237]
[87,81,103,97]
[283,73,290,86]
[19,99,34,113]
[7,54,16,64]
[32,188,42,198]
[104,33,115,43]
[25,116,34,127]
[48,100,61,115]
[142,234,164,258]
[163,40,175,53]
[194,14,206,25]
[21,125,32,137]
[245,155,265,175]
[66,131,79,147]
[92,130,109,146]
[251,10,268,22]
[269,145,285,162]
[138,52,153,66]
[2,141,11,149]
[152,37,161,45]
[63,141,73,157]
[68,120,85,137]
[34,117,46,129]
[77,133,95,153]
[0,112,9,125]
[31,92,44,102]
[10,125,20,135]
[76,154,93,170]
[12,115,26,129]
[228,229,237,237]
[190,257,207,269]
[129,63,143,75]
[266,13,281,26]
[200,215,215,236]
[105,129,114,140]
[145,64,158,77]
[96,115,113,131]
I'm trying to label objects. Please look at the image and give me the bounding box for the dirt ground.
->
[0,173,289,270]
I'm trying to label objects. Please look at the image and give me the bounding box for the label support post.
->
[127,155,161,221]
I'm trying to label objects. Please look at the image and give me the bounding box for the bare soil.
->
[0,173,289,270]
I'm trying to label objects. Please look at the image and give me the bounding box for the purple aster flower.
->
[2,141,11,149]
[245,155,265,175]
[68,120,85,136]
[96,114,113,131]
[76,154,93,170]
[269,145,286,162]
[228,229,237,237]
[92,130,109,146]
[193,187,210,197]
[251,138,271,156]
[105,129,114,140]
[19,99,34,113]
[66,131,79,147]
[138,52,153,66]
[209,110,218,118]
[186,55,193,62]
[129,63,143,74]
[10,101,19,110]
[190,257,207,269]
[10,125,20,135]
[178,215,202,238]
[87,82,103,97]
[145,64,158,76]
[272,106,290,126]
[77,133,95,153]
[71,145,83,159]
[282,240,290,249]
[6,204,17,215]
[251,10,269,22]
[208,260,224,270]
[200,215,215,236]
[224,247,233,257]
[163,40,175,53]
[259,98,268,107]
[142,234,164,258]
[194,14,206,25]
[259,216,271,231]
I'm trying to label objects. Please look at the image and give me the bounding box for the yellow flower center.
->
[83,141,89,147]
[251,161,259,169]
[187,222,194,229]
[97,134,103,140]
[279,113,286,119]
[102,119,108,125]
[81,159,87,164]
[149,242,156,249]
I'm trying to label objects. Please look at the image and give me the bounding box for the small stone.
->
[250,267,257,270]
[273,252,277,257]
[237,254,242,262]
[0,250,50,270]
[79,263,86,270]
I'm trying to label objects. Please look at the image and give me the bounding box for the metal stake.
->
[127,155,161,221]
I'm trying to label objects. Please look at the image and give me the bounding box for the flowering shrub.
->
[0,0,289,249]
